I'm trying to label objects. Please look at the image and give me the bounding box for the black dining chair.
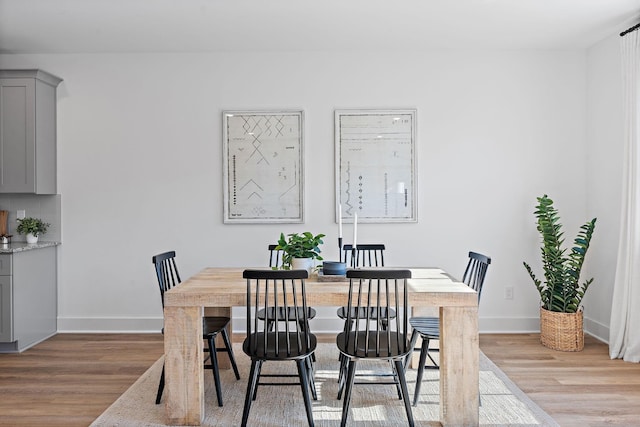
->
[257,244,317,335]
[336,244,391,330]
[408,251,491,406]
[336,268,415,427]
[336,244,397,396]
[341,243,386,268]
[152,251,240,406]
[241,269,317,427]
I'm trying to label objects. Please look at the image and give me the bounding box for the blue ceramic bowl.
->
[323,261,347,275]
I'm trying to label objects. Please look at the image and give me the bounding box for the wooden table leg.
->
[164,305,204,425]
[440,306,479,426]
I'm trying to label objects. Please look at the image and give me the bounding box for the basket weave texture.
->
[540,307,584,351]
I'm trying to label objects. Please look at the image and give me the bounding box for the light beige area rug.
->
[91,343,559,427]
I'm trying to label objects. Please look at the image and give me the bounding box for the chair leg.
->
[241,360,260,427]
[296,359,316,427]
[340,359,358,427]
[155,364,165,404]
[395,359,415,427]
[337,353,349,400]
[390,360,403,400]
[252,360,264,401]
[305,355,318,400]
[207,335,224,407]
[221,328,241,380]
[405,329,419,371]
[413,337,430,406]
[426,348,439,368]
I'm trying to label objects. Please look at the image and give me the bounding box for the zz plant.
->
[275,232,325,270]
[523,195,596,313]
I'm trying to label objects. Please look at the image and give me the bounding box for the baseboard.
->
[58,315,551,334]
[57,316,163,333]
[584,316,610,344]
[0,332,56,353]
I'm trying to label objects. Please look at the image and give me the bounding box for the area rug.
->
[91,343,559,427]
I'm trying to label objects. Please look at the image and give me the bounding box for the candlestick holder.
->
[351,246,358,268]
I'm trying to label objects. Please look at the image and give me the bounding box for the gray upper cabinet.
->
[0,70,62,194]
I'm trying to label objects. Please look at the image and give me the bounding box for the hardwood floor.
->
[0,333,638,426]
[0,334,164,427]
[480,333,640,427]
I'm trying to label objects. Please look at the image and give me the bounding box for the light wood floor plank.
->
[0,333,639,426]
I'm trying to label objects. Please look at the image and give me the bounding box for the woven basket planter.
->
[540,307,584,352]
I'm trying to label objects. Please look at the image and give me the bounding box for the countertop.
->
[0,241,61,253]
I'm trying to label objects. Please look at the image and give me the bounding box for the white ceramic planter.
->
[26,233,38,244]
[291,257,314,274]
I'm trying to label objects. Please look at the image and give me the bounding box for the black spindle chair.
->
[337,244,390,329]
[408,251,491,406]
[336,244,398,397]
[257,245,317,336]
[152,251,240,406]
[336,268,415,427]
[241,269,317,427]
[341,243,385,268]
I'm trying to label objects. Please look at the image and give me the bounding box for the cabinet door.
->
[0,78,36,193]
[0,276,12,342]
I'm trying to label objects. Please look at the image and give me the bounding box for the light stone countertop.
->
[0,241,61,253]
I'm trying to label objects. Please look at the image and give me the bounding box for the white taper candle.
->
[353,212,358,249]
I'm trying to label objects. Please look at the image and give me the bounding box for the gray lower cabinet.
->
[0,246,57,352]
[0,69,62,194]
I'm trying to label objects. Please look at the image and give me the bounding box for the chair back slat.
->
[243,269,312,359]
[344,269,412,358]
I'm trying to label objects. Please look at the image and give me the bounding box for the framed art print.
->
[335,109,417,223]
[223,110,304,223]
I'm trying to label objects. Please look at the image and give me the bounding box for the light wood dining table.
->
[163,267,479,426]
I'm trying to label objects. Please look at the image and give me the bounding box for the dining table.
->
[163,267,479,426]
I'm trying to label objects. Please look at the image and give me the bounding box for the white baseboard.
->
[584,316,610,343]
[57,313,609,338]
[57,315,540,334]
[57,316,163,333]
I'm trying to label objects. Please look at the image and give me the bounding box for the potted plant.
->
[275,232,325,272]
[523,195,596,351]
[16,217,50,244]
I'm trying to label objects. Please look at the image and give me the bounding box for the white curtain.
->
[610,29,640,362]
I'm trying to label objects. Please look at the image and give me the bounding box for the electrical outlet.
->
[17,210,25,219]
[504,286,514,300]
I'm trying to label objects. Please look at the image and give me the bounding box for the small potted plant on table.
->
[275,232,325,273]
[16,217,50,244]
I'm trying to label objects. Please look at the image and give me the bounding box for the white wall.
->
[584,34,625,342]
[0,50,595,333]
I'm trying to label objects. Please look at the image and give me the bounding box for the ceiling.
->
[1,0,640,54]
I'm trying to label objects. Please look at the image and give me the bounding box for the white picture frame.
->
[223,110,304,223]
[335,109,417,223]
